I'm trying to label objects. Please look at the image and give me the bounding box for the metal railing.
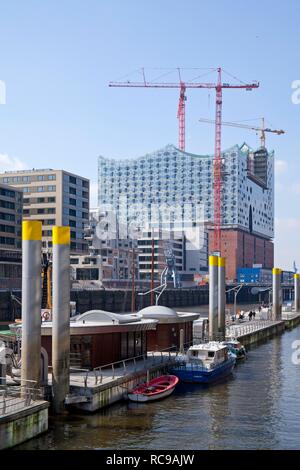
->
[80,345,187,388]
[226,320,279,339]
[0,378,43,416]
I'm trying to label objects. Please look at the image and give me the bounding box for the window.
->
[48,197,56,203]
[37,197,45,203]
[37,186,44,192]
[0,200,15,210]
[69,198,76,206]
[44,219,56,225]
[69,187,76,195]
[37,208,45,214]
[37,175,45,181]
[69,176,76,185]
[69,209,76,217]
[47,208,55,214]
[48,174,56,180]
[47,185,56,192]
[0,213,15,221]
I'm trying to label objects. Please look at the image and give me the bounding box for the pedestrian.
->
[249,311,252,321]
[252,310,256,319]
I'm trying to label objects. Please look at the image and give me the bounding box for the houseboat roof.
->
[138,306,199,323]
[39,309,158,335]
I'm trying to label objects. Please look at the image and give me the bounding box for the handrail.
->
[81,345,183,387]
[0,378,44,416]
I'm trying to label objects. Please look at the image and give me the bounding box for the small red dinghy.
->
[127,375,179,402]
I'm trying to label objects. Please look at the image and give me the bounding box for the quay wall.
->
[0,402,49,450]
[237,322,286,348]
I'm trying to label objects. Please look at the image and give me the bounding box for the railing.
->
[226,320,279,338]
[0,378,44,416]
[81,346,184,388]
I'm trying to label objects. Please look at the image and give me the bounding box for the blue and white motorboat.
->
[169,341,236,384]
[221,339,247,360]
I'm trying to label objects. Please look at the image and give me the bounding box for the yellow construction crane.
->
[198,117,285,147]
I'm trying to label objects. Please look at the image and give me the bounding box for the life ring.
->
[41,311,51,322]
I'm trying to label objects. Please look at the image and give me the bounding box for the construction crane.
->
[109,67,259,253]
[198,117,285,148]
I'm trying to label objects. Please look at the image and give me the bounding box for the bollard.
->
[52,226,70,414]
[209,255,218,340]
[218,257,226,339]
[21,221,42,387]
[294,274,300,312]
[179,328,184,354]
[272,268,282,320]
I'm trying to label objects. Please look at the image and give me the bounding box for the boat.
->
[169,341,236,384]
[222,339,247,360]
[127,375,179,402]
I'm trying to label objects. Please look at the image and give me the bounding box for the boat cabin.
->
[187,342,229,367]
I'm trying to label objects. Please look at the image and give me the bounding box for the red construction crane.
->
[109,67,259,254]
[199,116,285,148]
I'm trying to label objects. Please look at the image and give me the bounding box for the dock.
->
[57,351,178,412]
[0,380,49,450]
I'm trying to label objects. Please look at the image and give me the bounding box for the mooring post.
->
[179,328,184,354]
[52,226,70,414]
[294,274,300,312]
[21,221,42,387]
[209,255,218,340]
[218,256,226,340]
[272,268,282,320]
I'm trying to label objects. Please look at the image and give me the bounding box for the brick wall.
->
[209,229,274,281]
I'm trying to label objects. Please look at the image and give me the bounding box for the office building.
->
[0,183,23,287]
[0,169,90,253]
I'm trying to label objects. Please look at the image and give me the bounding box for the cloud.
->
[275,159,288,175]
[90,181,98,208]
[0,153,28,172]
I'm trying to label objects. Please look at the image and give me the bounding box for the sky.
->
[0,0,299,269]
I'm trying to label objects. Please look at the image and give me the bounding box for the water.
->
[16,323,300,450]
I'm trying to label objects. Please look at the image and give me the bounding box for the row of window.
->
[0,187,17,198]
[63,175,89,188]
[23,208,56,215]
[0,236,15,245]
[1,174,56,184]
[0,200,15,210]
[23,197,56,204]
[23,185,56,193]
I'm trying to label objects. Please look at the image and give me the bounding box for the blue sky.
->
[0,0,299,269]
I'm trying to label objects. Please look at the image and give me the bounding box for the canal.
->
[15,322,300,450]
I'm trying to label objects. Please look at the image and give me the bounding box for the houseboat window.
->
[208,351,215,358]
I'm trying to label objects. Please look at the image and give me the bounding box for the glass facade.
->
[98,144,274,240]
